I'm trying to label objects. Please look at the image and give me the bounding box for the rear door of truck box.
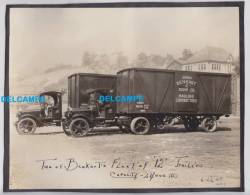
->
[198,73,231,114]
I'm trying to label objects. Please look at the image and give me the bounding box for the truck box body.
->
[116,68,231,115]
[68,73,116,108]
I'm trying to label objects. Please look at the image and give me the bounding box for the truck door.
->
[97,91,115,120]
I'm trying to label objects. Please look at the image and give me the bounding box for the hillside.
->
[10,65,117,96]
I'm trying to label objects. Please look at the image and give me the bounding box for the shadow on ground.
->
[150,126,232,134]
[25,125,232,137]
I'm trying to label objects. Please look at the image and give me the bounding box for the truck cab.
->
[15,91,62,134]
[87,88,115,120]
[62,73,117,137]
[62,88,117,137]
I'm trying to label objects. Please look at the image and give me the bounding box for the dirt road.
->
[9,116,241,189]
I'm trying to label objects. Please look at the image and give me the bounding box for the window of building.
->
[212,63,221,71]
[199,63,206,70]
[185,65,192,71]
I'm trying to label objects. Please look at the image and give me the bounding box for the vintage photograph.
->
[4,2,243,192]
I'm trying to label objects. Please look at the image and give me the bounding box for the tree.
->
[115,52,128,68]
[234,56,240,75]
[164,54,175,68]
[81,51,97,67]
[165,54,174,61]
[134,52,149,67]
[149,54,165,67]
[179,49,193,60]
[97,54,110,66]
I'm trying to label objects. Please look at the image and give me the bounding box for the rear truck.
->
[62,73,117,136]
[63,68,231,137]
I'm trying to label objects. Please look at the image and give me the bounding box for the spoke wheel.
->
[163,116,175,128]
[202,117,217,132]
[17,118,37,135]
[69,118,90,137]
[157,122,165,130]
[130,117,150,135]
[165,118,175,126]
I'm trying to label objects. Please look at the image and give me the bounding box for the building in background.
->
[181,46,233,73]
[165,59,184,70]
[231,74,240,116]
[166,46,240,116]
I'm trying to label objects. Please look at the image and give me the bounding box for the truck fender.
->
[71,114,93,127]
[18,114,40,126]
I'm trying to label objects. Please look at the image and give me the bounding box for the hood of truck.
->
[17,109,41,118]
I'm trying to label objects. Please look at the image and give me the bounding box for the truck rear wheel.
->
[157,116,175,129]
[164,117,175,127]
[69,118,90,137]
[16,117,37,135]
[202,117,217,132]
[130,117,150,135]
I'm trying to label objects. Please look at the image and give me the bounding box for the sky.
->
[9,7,239,80]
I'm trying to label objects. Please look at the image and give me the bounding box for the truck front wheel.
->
[69,118,90,137]
[130,117,150,135]
[16,117,37,135]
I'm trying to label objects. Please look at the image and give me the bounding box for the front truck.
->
[15,91,62,134]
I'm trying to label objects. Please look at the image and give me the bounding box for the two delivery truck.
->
[15,68,231,137]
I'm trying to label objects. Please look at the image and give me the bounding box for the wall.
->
[182,61,232,73]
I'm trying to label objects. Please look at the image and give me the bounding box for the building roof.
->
[184,46,233,64]
[165,58,185,69]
